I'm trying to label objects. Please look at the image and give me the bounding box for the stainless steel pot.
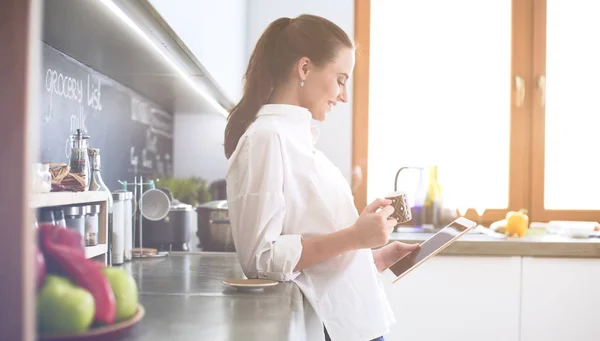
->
[135,188,196,251]
[196,200,234,252]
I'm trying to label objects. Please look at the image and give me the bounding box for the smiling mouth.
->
[327,101,336,111]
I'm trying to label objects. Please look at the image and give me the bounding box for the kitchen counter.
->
[119,253,322,341]
[391,231,600,257]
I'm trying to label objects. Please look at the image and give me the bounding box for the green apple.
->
[37,275,95,334]
[101,267,138,321]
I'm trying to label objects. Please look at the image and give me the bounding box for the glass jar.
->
[33,163,52,193]
[85,204,100,246]
[64,206,86,244]
[38,208,56,226]
[68,129,91,191]
[54,208,66,228]
[112,192,126,265]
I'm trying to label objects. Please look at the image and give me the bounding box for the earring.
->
[300,80,305,87]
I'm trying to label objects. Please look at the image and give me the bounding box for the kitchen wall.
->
[165,0,355,184]
[173,113,228,183]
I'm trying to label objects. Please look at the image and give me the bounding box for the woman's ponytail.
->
[224,18,290,159]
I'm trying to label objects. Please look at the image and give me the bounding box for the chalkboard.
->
[40,43,173,191]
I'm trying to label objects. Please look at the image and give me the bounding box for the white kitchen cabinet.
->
[520,257,600,341]
[380,256,522,341]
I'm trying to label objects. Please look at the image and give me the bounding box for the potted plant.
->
[155,176,211,206]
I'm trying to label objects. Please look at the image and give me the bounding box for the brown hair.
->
[224,14,354,159]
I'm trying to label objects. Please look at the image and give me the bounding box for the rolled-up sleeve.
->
[226,130,303,282]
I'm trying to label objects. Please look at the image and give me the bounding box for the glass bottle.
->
[88,148,114,265]
[424,165,443,228]
[412,170,427,228]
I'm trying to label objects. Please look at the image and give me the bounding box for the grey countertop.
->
[119,253,322,341]
[110,234,600,341]
[391,230,600,258]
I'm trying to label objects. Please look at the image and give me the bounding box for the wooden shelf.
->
[85,244,108,259]
[30,191,109,208]
[32,191,110,265]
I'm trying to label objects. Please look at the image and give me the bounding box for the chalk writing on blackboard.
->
[145,129,158,153]
[45,68,103,127]
[63,106,88,159]
[130,97,172,138]
[45,68,83,103]
[130,146,139,173]
[42,43,173,188]
[127,96,173,175]
[87,74,102,111]
[70,106,86,133]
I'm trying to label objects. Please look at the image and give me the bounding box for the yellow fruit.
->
[504,209,529,237]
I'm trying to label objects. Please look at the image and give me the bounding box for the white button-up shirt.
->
[226,104,395,341]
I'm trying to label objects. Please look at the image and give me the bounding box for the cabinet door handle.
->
[515,76,526,107]
[538,75,546,107]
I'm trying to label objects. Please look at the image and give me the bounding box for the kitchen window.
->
[352,0,600,223]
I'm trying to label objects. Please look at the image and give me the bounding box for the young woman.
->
[225,14,418,341]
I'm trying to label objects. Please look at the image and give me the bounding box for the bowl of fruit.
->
[36,224,144,341]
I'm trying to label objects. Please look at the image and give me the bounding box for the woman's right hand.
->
[349,198,397,249]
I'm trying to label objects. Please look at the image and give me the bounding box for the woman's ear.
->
[296,56,311,81]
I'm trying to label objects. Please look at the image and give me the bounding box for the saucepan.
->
[196,200,235,252]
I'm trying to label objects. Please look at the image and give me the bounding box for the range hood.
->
[42,0,234,115]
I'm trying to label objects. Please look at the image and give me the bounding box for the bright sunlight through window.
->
[544,0,600,210]
[368,0,512,211]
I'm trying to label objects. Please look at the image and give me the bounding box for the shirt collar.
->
[256,104,320,145]
[256,104,312,120]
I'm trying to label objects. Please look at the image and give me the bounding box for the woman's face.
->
[299,47,355,121]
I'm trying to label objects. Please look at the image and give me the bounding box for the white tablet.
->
[389,217,477,283]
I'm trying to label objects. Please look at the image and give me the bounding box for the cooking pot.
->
[135,188,196,251]
[196,200,235,252]
[209,179,227,200]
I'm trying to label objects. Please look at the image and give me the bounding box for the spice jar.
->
[54,208,66,228]
[64,205,86,244]
[85,204,100,246]
[38,208,56,226]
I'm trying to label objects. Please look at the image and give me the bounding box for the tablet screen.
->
[389,219,475,279]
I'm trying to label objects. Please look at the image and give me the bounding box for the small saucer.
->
[222,279,279,291]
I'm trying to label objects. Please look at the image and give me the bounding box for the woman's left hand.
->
[372,241,420,272]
